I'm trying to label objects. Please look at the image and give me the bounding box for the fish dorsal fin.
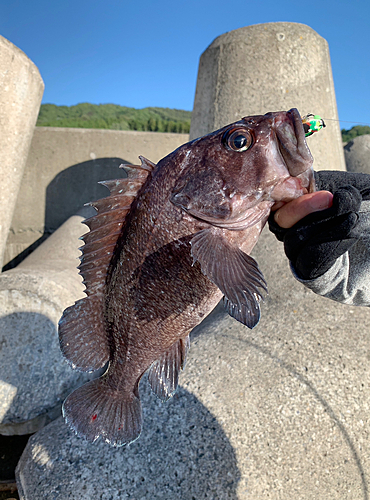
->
[58,161,155,372]
[191,227,267,329]
[147,336,190,402]
[81,162,154,292]
[138,155,156,171]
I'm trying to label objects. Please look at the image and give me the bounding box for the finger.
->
[274,191,333,229]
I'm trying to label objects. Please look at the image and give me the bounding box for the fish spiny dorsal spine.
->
[138,155,156,172]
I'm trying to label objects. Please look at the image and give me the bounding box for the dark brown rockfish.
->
[59,108,314,446]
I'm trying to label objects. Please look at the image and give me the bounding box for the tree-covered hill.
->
[36,103,370,142]
[341,125,370,143]
[36,103,191,133]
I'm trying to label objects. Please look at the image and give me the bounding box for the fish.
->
[58,107,314,447]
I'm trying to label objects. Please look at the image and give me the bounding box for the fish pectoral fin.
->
[190,228,267,329]
[223,296,261,329]
[147,336,190,402]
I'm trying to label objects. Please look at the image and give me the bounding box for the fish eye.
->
[222,128,253,152]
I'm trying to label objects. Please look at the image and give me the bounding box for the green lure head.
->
[301,114,326,137]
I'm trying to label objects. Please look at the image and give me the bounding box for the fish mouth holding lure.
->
[58,107,324,447]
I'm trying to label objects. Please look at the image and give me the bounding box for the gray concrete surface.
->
[0,207,96,435]
[10,21,367,497]
[0,35,44,269]
[345,134,370,174]
[15,228,370,498]
[3,127,188,269]
[190,22,345,173]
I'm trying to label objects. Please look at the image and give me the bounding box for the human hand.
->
[272,191,333,229]
[268,171,366,280]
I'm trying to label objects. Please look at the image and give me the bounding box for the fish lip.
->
[275,108,314,191]
[184,201,274,231]
[276,108,305,158]
[287,107,305,143]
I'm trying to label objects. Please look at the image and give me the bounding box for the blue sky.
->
[1,0,369,130]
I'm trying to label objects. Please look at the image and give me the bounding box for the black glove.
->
[268,171,370,280]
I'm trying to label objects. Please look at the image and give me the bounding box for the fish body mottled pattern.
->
[105,156,221,389]
[58,108,314,446]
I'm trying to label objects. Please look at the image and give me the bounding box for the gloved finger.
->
[330,185,362,216]
[315,171,370,200]
[284,211,359,264]
[268,212,287,241]
[280,185,362,233]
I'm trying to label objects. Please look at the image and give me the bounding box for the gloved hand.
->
[268,170,370,280]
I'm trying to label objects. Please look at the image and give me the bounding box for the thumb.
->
[273,191,333,229]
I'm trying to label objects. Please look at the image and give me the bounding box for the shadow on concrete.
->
[1,310,240,498]
[16,376,241,499]
[3,157,129,271]
[2,234,49,271]
[118,377,241,499]
[44,157,130,233]
[0,433,32,481]
[0,312,94,431]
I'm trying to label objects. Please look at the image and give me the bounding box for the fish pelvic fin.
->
[191,227,267,329]
[62,378,142,447]
[59,162,155,372]
[148,336,190,402]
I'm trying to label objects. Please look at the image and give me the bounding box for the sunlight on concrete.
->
[0,381,17,421]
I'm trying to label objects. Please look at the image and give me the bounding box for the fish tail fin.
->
[62,378,142,447]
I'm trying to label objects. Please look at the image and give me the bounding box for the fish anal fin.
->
[191,227,267,329]
[148,336,190,402]
[62,378,142,447]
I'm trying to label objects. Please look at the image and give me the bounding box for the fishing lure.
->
[302,114,326,137]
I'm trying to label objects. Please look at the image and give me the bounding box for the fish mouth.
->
[275,108,315,192]
[184,200,273,231]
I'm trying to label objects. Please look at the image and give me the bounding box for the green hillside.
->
[36,103,370,142]
[36,103,191,133]
[341,125,370,143]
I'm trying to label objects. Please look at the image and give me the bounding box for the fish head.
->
[171,108,314,229]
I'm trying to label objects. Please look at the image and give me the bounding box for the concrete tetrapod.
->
[0,35,44,269]
[0,207,96,435]
[345,135,370,175]
[190,22,345,172]
[15,229,370,499]
[3,129,189,268]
